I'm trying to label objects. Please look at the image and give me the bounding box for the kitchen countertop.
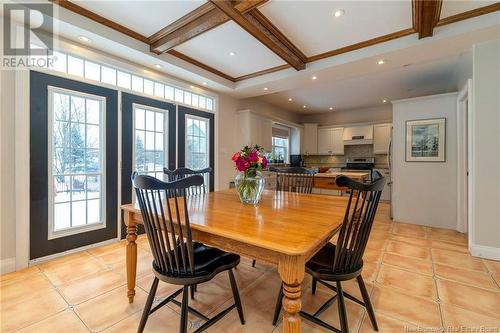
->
[315,171,370,178]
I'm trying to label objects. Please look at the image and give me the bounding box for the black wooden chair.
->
[163,167,212,196]
[251,167,316,268]
[271,167,316,194]
[132,173,245,333]
[272,174,386,332]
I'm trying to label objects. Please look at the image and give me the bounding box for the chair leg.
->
[357,275,378,331]
[228,269,245,325]
[180,286,189,333]
[190,285,195,300]
[138,277,159,333]
[312,277,317,295]
[272,284,284,325]
[336,281,349,333]
[252,260,256,268]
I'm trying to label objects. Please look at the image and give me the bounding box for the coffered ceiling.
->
[52,0,500,84]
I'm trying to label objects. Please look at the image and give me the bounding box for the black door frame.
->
[29,71,118,260]
[120,92,176,238]
[177,106,215,192]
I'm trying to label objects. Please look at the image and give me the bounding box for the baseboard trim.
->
[0,257,16,274]
[470,244,500,261]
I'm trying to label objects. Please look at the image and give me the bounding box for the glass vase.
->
[235,171,265,205]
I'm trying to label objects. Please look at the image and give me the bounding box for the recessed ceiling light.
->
[263,87,268,91]
[190,85,195,89]
[312,76,317,80]
[288,98,293,102]
[377,60,385,65]
[303,105,307,109]
[329,107,333,110]
[77,35,91,43]
[382,99,387,103]
[229,51,236,56]
[154,64,162,68]
[202,82,208,86]
[334,9,345,17]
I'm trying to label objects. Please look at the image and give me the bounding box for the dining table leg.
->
[278,255,305,333]
[124,212,138,303]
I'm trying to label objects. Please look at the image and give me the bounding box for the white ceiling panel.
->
[259,55,468,113]
[174,21,287,78]
[441,0,497,19]
[73,0,205,37]
[260,0,413,57]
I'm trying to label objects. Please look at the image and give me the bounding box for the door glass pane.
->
[186,115,209,171]
[134,105,168,180]
[50,89,105,234]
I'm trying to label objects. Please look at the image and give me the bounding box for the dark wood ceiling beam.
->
[412,0,442,39]
[210,0,305,70]
[149,1,266,53]
[437,2,500,27]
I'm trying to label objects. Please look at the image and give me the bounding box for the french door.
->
[120,92,176,237]
[30,71,118,260]
[177,106,215,191]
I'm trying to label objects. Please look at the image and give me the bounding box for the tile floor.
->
[1,203,500,332]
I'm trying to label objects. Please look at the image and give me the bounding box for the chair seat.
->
[153,242,240,284]
[306,243,363,280]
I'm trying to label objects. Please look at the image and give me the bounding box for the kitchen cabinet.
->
[317,127,344,155]
[343,125,373,145]
[303,123,318,155]
[238,110,272,151]
[373,123,392,154]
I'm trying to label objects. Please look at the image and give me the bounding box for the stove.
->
[341,157,375,177]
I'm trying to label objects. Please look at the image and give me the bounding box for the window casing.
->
[48,87,106,239]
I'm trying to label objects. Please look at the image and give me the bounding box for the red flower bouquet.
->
[232,145,267,204]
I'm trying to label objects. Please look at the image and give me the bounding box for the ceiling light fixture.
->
[329,107,333,110]
[202,82,208,86]
[303,105,307,109]
[77,35,91,43]
[382,99,387,103]
[377,59,385,65]
[334,9,345,17]
[190,85,195,89]
[263,87,268,91]
[312,76,317,80]
[154,64,162,68]
[288,98,293,102]
[229,51,236,56]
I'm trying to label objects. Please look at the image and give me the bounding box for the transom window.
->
[134,104,168,179]
[49,87,106,237]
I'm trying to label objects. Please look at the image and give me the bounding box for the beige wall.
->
[299,105,392,126]
[1,71,17,263]
[392,93,458,230]
[238,97,302,124]
[471,39,500,252]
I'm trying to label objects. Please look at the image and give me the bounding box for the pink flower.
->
[236,157,250,172]
[261,156,268,169]
[247,150,258,162]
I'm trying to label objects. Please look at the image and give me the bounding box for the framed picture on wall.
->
[406,118,446,162]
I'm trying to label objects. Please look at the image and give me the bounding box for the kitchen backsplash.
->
[303,145,388,167]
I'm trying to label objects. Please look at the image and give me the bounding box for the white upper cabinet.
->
[303,123,318,155]
[317,127,344,155]
[342,125,374,141]
[373,123,392,154]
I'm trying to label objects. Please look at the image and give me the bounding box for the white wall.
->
[471,39,500,256]
[392,93,458,229]
[299,105,392,126]
[0,71,17,272]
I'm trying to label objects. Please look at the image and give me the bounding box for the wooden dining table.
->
[121,189,347,333]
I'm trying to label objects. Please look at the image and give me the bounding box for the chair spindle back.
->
[163,167,212,196]
[132,172,204,276]
[270,167,316,194]
[332,174,386,273]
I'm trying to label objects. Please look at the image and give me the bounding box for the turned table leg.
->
[125,212,138,303]
[278,255,305,333]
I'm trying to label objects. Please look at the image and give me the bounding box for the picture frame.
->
[405,118,446,162]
